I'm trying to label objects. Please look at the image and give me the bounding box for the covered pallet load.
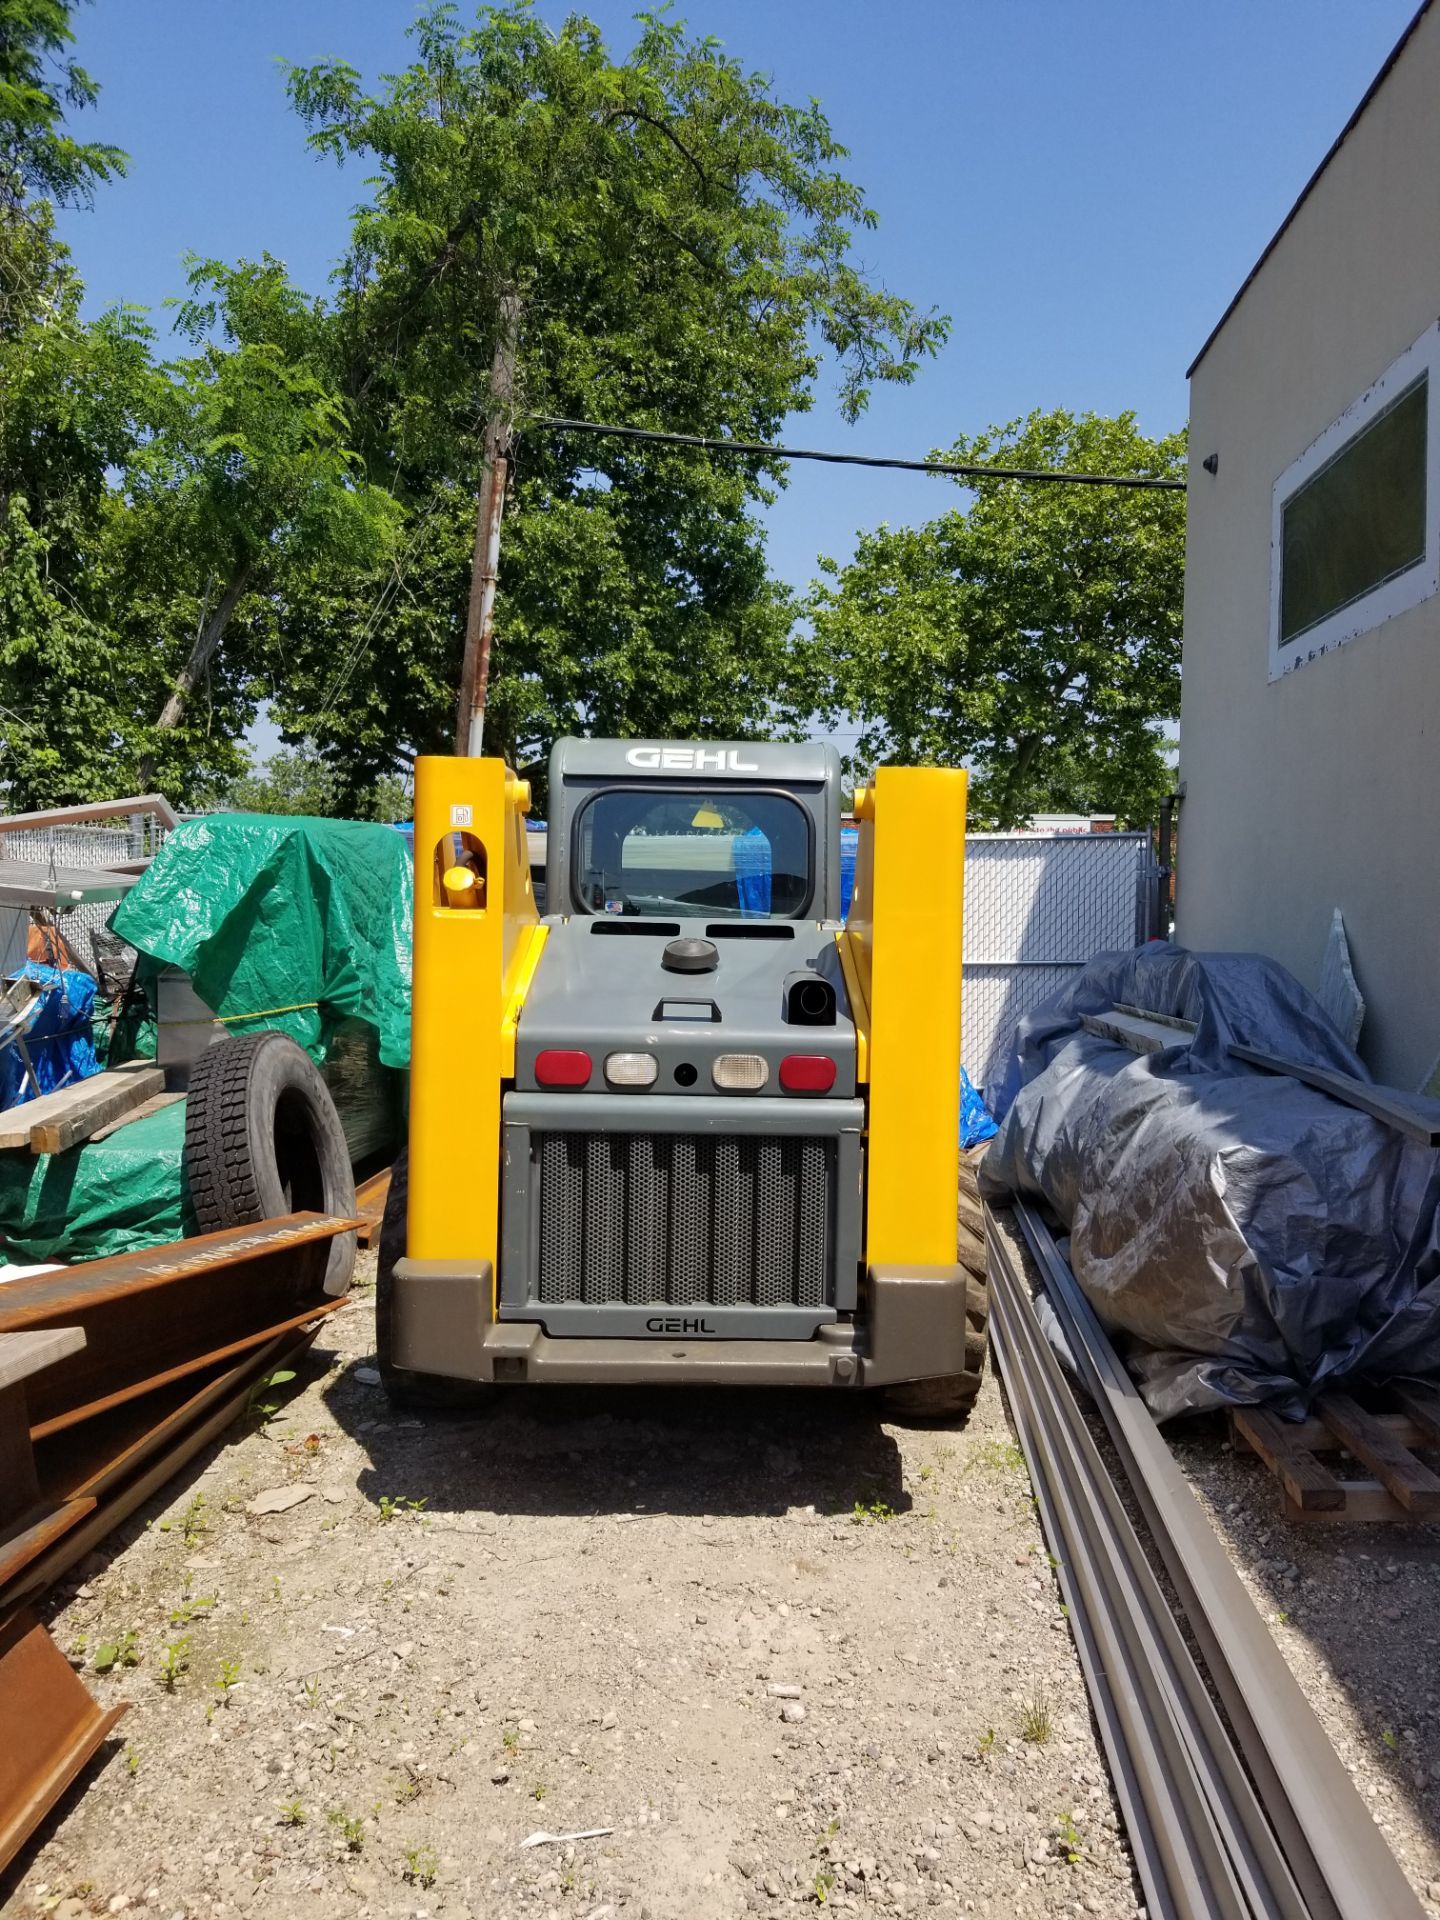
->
[0,815,412,1272]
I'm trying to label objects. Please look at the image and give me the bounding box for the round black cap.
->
[662,937,719,974]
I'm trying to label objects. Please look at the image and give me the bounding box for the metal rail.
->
[986,1201,1426,1920]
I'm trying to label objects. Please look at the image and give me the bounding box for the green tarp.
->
[111,813,413,1068]
[1,815,413,1269]
[0,1100,191,1265]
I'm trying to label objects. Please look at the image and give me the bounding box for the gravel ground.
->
[8,1251,1144,1920]
[1173,1418,1440,1914]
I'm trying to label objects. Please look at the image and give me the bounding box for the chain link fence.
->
[0,814,172,978]
[963,832,1158,1094]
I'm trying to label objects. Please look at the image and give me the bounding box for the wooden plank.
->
[86,1091,185,1144]
[0,1061,163,1154]
[0,1328,85,1393]
[1227,1044,1440,1147]
[1230,1406,1345,1510]
[1242,1408,1425,1452]
[1081,1009,1196,1055]
[27,1064,168,1156]
[1389,1382,1440,1451]
[1284,1482,1409,1524]
[0,792,178,835]
[1112,1003,1198,1034]
[1316,1392,1440,1517]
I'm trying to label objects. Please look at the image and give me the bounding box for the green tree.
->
[0,0,125,333]
[0,0,151,808]
[270,2,947,792]
[129,256,400,792]
[219,742,411,821]
[809,410,1186,829]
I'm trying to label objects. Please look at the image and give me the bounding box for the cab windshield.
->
[573,787,811,918]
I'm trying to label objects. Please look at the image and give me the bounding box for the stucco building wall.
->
[1178,1,1440,1089]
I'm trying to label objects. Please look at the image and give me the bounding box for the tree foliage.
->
[809,411,1186,828]
[271,2,947,788]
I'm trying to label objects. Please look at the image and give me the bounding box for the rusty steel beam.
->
[3,1327,325,1616]
[0,1610,127,1875]
[0,1214,354,1433]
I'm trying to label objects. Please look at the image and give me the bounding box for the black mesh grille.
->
[535,1131,833,1309]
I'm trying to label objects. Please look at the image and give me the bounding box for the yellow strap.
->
[157,1001,321,1028]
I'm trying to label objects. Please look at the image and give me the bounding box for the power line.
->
[530,417,1187,492]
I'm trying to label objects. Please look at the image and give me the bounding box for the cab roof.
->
[550,737,841,784]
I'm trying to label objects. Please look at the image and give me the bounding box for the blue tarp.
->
[839,826,859,917]
[1,963,99,1110]
[959,1066,998,1148]
[734,826,772,917]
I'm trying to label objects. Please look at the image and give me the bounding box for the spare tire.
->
[185,1031,357,1295]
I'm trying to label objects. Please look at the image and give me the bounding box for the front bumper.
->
[390,1257,971,1387]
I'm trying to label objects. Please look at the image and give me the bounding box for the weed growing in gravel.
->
[973,1439,1025,1475]
[977,1727,996,1760]
[402,1844,439,1888]
[502,1726,520,1754]
[812,1867,837,1904]
[1054,1811,1084,1864]
[126,1749,140,1777]
[392,1773,421,1805]
[182,1494,208,1547]
[1382,1728,1399,1751]
[1019,1688,1052,1744]
[531,1781,548,1801]
[327,1809,364,1853]
[378,1494,429,1523]
[93,1631,140,1674]
[248,1368,298,1424]
[918,1465,933,1483]
[170,1592,215,1628]
[851,1496,896,1525]
[302,1674,322,1708]
[277,1799,307,1827]
[213,1658,242,1694]
[158,1637,191,1691]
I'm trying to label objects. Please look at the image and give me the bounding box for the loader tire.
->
[374,1151,494,1411]
[881,1143,990,1425]
[185,1031,356,1296]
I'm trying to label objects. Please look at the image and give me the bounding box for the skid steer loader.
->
[376,738,987,1417]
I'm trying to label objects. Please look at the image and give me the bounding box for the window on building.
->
[1270,324,1440,680]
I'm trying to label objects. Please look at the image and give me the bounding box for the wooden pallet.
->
[1230,1384,1440,1522]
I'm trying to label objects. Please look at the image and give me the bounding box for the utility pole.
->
[455,289,521,757]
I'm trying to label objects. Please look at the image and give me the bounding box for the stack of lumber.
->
[0,1060,168,1155]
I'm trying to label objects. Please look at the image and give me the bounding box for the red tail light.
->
[779,1054,836,1093]
[535,1048,593,1087]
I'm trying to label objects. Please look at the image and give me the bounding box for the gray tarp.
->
[980,944,1440,1419]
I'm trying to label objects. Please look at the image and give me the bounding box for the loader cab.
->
[545,738,846,921]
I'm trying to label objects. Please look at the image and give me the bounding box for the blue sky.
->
[58,0,1417,752]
